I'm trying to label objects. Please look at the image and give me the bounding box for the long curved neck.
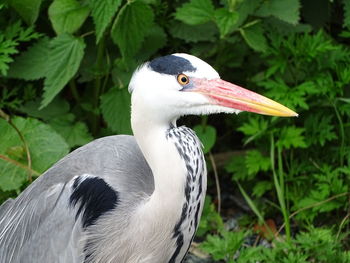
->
[131,100,207,262]
[131,112,185,200]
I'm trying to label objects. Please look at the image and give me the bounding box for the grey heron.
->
[0,53,297,263]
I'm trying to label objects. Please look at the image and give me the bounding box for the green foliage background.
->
[1,0,350,261]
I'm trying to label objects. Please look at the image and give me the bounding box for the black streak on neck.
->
[166,127,204,263]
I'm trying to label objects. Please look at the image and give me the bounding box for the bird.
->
[0,53,297,263]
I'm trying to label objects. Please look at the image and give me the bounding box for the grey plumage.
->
[0,127,206,263]
[0,136,154,262]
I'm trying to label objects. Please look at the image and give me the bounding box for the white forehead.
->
[173,53,220,79]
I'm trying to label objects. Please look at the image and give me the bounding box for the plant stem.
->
[92,34,106,134]
[277,146,291,241]
[0,109,34,182]
[0,154,40,177]
[209,152,221,214]
[270,134,291,242]
[333,101,345,167]
[276,192,349,236]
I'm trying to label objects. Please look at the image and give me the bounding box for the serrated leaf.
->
[111,58,138,88]
[8,0,42,25]
[41,34,85,108]
[240,21,267,52]
[20,97,70,120]
[49,114,93,148]
[253,180,272,197]
[0,22,41,76]
[137,25,167,61]
[88,0,122,43]
[48,0,90,35]
[238,117,268,136]
[261,78,312,110]
[234,0,261,28]
[201,230,245,260]
[111,1,154,58]
[226,155,248,180]
[100,87,132,135]
[168,21,217,43]
[193,125,216,153]
[256,0,300,25]
[245,150,270,175]
[197,196,224,237]
[305,114,337,147]
[277,126,307,149]
[8,38,50,80]
[214,8,238,38]
[0,117,69,191]
[175,0,215,25]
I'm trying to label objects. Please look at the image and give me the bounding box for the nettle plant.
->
[0,0,304,197]
[1,0,350,260]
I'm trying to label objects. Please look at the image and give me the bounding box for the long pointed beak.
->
[190,78,298,117]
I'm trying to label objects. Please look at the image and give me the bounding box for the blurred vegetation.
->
[0,0,350,261]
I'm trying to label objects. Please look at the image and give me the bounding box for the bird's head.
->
[129,53,297,125]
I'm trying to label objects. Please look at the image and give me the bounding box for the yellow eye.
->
[177,74,189,85]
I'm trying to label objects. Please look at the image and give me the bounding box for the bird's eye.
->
[177,74,189,85]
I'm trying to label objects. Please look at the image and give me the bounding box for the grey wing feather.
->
[0,135,153,263]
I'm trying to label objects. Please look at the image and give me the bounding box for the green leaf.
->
[41,34,86,108]
[339,98,350,104]
[197,196,224,237]
[0,21,41,76]
[19,97,91,148]
[240,21,267,52]
[200,230,246,261]
[0,38,19,76]
[237,181,265,224]
[277,126,307,149]
[175,0,215,25]
[252,180,272,197]
[112,58,138,88]
[8,0,42,25]
[193,125,216,153]
[256,0,300,25]
[305,114,337,147]
[238,116,268,136]
[214,8,238,38]
[226,155,248,180]
[8,37,50,80]
[137,25,167,61]
[245,150,271,175]
[168,21,218,43]
[48,114,93,148]
[0,117,69,191]
[88,0,122,43]
[20,97,70,120]
[100,87,132,135]
[233,0,261,28]
[111,1,154,58]
[48,0,90,35]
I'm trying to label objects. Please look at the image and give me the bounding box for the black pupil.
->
[181,76,187,83]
